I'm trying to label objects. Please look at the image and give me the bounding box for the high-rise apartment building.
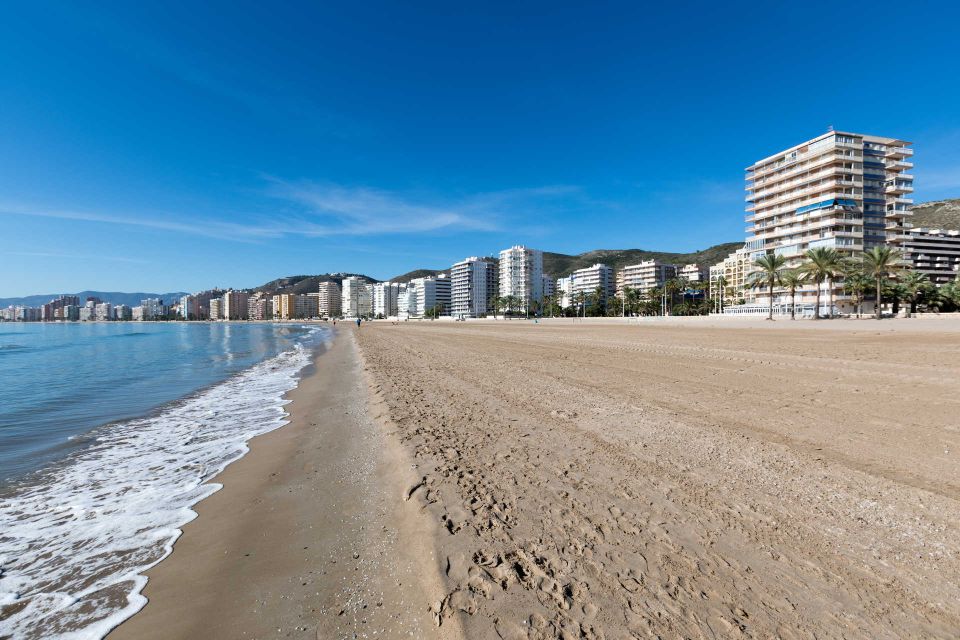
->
[341,277,372,318]
[222,290,250,320]
[451,257,497,318]
[616,261,677,297]
[372,282,400,318]
[498,245,543,313]
[744,130,913,314]
[317,281,342,318]
[95,303,113,322]
[410,275,451,317]
[141,298,165,320]
[556,276,574,308]
[570,263,615,304]
[247,292,272,320]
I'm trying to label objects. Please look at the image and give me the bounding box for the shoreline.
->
[109,327,459,640]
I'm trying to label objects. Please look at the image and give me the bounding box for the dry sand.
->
[354,317,960,639]
[110,329,461,640]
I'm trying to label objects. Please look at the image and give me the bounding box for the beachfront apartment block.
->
[451,257,498,318]
[272,293,317,320]
[743,130,914,314]
[94,302,112,322]
[709,246,752,304]
[570,263,615,304]
[371,282,400,318]
[247,292,272,320]
[903,228,960,286]
[409,275,451,317]
[616,261,677,297]
[222,291,250,320]
[208,298,221,320]
[679,263,709,283]
[556,276,573,308]
[498,245,544,312]
[341,276,372,318]
[317,281,342,318]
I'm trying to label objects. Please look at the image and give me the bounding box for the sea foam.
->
[0,327,327,639]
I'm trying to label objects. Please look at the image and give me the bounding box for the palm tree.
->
[748,253,788,320]
[713,275,728,314]
[901,271,930,318]
[842,268,871,319]
[780,269,805,320]
[799,247,842,319]
[862,246,903,319]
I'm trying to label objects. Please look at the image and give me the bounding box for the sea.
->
[0,322,329,639]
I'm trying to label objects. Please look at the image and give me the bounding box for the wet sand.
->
[110,328,460,640]
[355,317,960,639]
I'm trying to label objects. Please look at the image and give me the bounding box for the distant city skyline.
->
[2,1,960,297]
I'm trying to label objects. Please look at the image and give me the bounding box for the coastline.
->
[109,327,459,640]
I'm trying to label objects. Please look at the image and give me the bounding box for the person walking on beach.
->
[356,317,361,328]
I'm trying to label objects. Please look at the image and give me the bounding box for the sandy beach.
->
[354,317,960,639]
[110,317,960,639]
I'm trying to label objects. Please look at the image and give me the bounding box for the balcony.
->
[885,159,913,171]
[885,183,914,194]
[885,146,913,158]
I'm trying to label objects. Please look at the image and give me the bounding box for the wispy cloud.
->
[0,206,283,242]
[1,181,585,242]
[263,180,580,236]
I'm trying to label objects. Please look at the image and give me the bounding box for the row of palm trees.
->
[748,245,926,320]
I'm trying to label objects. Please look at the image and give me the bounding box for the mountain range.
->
[0,290,188,309]
[909,198,960,229]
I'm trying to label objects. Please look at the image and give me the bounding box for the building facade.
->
[410,275,451,317]
[679,263,709,283]
[743,130,914,314]
[616,261,677,297]
[498,245,544,312]
[570,263,615,305]
[341,277,372,318]
[903,228,960,286]
[317,281,342,318]
[372,282,400,318]
[221,291,250,320]
[451,257,497,318]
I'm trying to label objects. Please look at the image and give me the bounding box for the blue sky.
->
[2,0,960,296]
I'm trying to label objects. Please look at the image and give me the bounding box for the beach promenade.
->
[113,318,960,638]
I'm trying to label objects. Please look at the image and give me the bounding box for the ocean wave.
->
[0,327,327,639]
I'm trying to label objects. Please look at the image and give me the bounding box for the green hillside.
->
[542,242,742,278]
[253,273,377,295]
[910,199,960,230]
[389,268,449,284]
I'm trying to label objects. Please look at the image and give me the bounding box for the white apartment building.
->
[451,257,497,318]
[94,302,113,322]
[341,276,372,318]
[679,263,709,283]
[317,281,342,318]
[743,130,914,314]
[556,276,574,308]
[498,245,544,312]
[372,282,400,318]
[397,283,415,320]
[616,261,677,297]
[179,295,197,320]
[141,298,165,320]
[570,263,615,304]
[114,304,131,321]
[903,228,960,286]
[411,275,451,317]
[208,298,221,320]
